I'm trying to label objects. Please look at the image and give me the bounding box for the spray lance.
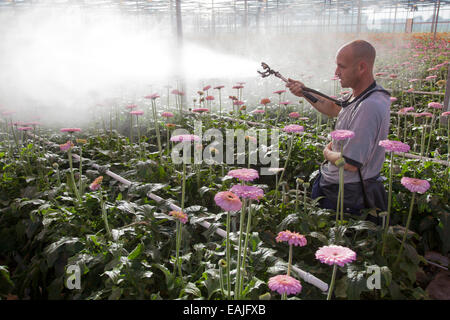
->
[257,62,343,107]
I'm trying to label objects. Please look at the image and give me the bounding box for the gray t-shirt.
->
[320,83,391,185]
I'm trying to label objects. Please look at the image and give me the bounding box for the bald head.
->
[340,40,376,68]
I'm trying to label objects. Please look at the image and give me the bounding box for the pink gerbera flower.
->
[397,107,414,114]
[233,100,244,106]
[192,108,209,113]
[289,112,300,118]
[169,210,188,224]
[214,191,242,212]
[203,85,211,91]
[161,112,174,118]
[214,85,225,90]
[233,85,244,89]
[126,104,138,110]
[379,140,410,153]
[441,111,450,117]
[283,124,304,133]
[227,168,259,182]
[252,109,265,114]
[230,185,264,200]
[60,128,81,133]
[315,245,357,267]
[273,90,286,95]
[330,129,355,141]
[170,134,201,142]
[400,177,431,194]
[276,230,307,247]
[268,275,302,296]
[428,102,443,109]
[390,97,398,103]
[144,93,160,99]
[89,176,103,191]
[130,110,144,116]
[60,141,74,152]
[18,126,33,131]
[205,95,215,101]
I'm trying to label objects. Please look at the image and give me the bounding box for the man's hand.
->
[323,141,333,160]
[286,78,306,98]
[323,141,358,172]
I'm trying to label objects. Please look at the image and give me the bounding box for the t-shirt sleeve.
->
[340,97,385,168]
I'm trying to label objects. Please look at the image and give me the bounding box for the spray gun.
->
[258,62,342,106]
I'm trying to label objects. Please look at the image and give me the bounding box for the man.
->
[286,40,391,223]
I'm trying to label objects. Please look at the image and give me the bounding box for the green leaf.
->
[180,282,201,298]
[0,266,14,295]
[127,243,143,260]
[308,231,328,244]
[335,276,348,299]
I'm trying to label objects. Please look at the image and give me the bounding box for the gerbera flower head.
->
[192,108,209,113]
[397,107,414,114]
[441,111,450,117]
[60,141,74,152]
[203,85,211,91]
[260,98,271,105]
[214,191,242,212]
[268,275,302,296]
[283,124,304,133]
[276,230,307,247]
[89,176,103,191]
[230,185,264,201]
[130,110,144,116]
[170,134,201,142]
[161,112,174,118]
[330,129,355,141]
[401,177,431,193]
[428,102,443,109]
[144,93,160,99]
[379,140,411,153]
[227,168,259,182]
[289,112,300,118]
[315,245,357,267]
[18,126,33,131]
[169,210,188,224]
[273,90,286,95]
[214,85,225,90]
[252,109,265,114]
[390,97,398,102]
[205,95,215,101]
[60,128,81,133]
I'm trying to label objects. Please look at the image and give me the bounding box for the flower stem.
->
[382,151,394,257]
[100,192,112,239]
[240,200,253,295]
[68,149,80,202]
[327,264,338,300]
[235,198,247,300]
[394,192,416,268]
[226,211,231,300]
[287,244,293,277]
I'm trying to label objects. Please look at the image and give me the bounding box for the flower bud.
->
[219,259,227,268]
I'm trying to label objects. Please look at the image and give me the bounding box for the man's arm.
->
[323,142,358,172]
[286,79,342,118]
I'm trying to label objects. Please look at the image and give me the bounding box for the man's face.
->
[334,47,358,89]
